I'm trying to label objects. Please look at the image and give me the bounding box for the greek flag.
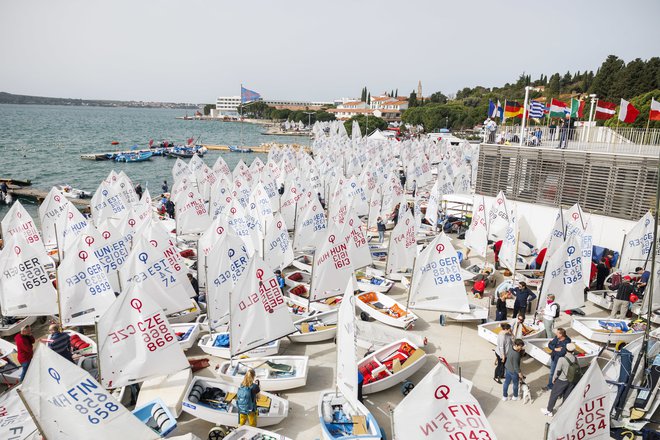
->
[241,86,261,104]
[528,100,546,119]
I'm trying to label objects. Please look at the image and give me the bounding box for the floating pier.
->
[8,186,90,211]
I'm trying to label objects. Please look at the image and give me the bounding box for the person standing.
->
[544,328,571,391]
[542,294,560,337]
[134,183,143,200]
[377,217,386,243]
[541,343,579,416]
[187,273,199,303]
[494,323,512,384]
[495,291,508,321]
[610,276,634,318]
[502,339,525,401]
[411,180,417,198]
[596,257,610,290]
[510,281,536,318]
[274,270,285,290]
[15,325,35,381]
[161,180,168,193]
[47,324,73,362]
[165,197,175,219]
[237,369,260,427]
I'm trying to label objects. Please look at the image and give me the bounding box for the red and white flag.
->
[595,100,616,120]
[650,98,660,121]
[187,137,194,145]
[618,99,639,123]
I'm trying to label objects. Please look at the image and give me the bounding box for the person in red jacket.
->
[14,325,35,382]
[493,240,503,269]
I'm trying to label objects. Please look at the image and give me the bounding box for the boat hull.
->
[571,318,645,344]
[525,338,601,367]
[214,356,309,391]
[0,316,37,337]
[355,291,417,329]
[359,339,426,394]
[198,333,280,359]
[171,323,201,351]
[318,390,381,440]
[477,320,544,345]
[288,310,338,343]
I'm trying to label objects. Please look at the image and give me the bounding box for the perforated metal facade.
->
[476,145,659,220]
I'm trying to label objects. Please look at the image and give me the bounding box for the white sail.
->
[175,186,210,235]
[224,198,258,256]
[488,191,510,240]
[38,187,69,248]
[498,212,518,271]
[367,187,382,230]
[98,285,189,389]
[229,256,296,357]
[21,345,158,440]
[0,233,58,316]
[464,195,488,258]
[206,230,253,330]
[172,158,191,181]
[565,203,592,288]
[393,361,497,440]
[58,231,115,326]
[618,211,654,273]
[409,233,470,313]
[119,222,193,314]
[93,222,131,292]
[250,182,274,228]
[209,176,232,219]
[310,223,357,302]
[547,361,609,440]
[342,210,372,269]
[544,209,565,259]
[264,213,294,271]
[91,182,129,225]
[386,208,417,275]
[292,196,326,251]
[336,281,359,409]
[197,215,230,289]
[424,179,440,227]
[1,201,43,248]
[213,156,231,177]
[539,232,586,310]
[55,202,89,254]
[0,388,38,440]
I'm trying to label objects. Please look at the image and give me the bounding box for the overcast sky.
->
[2,0,658,103]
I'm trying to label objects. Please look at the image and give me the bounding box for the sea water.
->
[0,104,306,219]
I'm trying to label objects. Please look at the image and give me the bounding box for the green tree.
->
[408,90,418,107]
[589,55,625,100]
[429,91,448,104]
[547,73,561,96]
[343,114,387,136]
[203,104,214,116]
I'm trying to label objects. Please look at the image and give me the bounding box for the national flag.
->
[148,139,154,147]
[651,98,660,121]
[187,137,194,145]
[570,98,585,119]
[241,85,261,103]
[618,99,640,124]
[528,100,545,119]
[548,98,568,118]
[504,100,523,119]
[595,100,616,120]
[488,99,503,119]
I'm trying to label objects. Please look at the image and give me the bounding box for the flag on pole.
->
[488,100,503,118]
[570,98,585,119]
[651,98,660,121]
[618,99,640,123]
[528,100,545,119]
[241,85,261,103]
[548,98,568,118]
[595,100,616,120]
[504,100,523,119]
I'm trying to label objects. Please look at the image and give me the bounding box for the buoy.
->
[111,141,119,145]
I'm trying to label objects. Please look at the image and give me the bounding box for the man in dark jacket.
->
[596,257,610,290]
[510,282,537,318]
[47,324,73,362]
[544,327,571,391]
[610,275,634,319]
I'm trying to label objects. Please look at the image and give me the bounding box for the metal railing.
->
[476,144,658,221]
[482,125,660,156]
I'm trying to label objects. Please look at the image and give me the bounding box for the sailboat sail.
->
[386,209,417,275]
[464,195,488,258]
[264,213,294,271]
[539,232,586,310]
[310,223,357,302]
[0,388,38,440]
[38,187,69,248]
[488,191,509,240]
[618,211,654,273]
[336,281,359,409]
[1,201,43,248]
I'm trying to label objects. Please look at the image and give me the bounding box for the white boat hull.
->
[318,390,381,440]
[355,275,394,293]
[445,304,489,321]
[358,339,426,394]
[198,333,280,359]
[0,338,21,385]
[477,320,544,345]
[171,323,201,351]
[0,316,37,337]
[571,317,645,344]
[587,291,614,310]
[355,291,418,329]
[525,338,601,367]
[224,426,292,440]
[292,254,313,273]
[182,377,289,428]
[288,310,338,343]
[168,300,201,324]
[214,356,309,391]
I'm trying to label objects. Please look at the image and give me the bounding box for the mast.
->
[16,388,48,440]
[53,224,64,326]
[405,257,418,313]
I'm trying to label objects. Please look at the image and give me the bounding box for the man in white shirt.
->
[542,294,560,337]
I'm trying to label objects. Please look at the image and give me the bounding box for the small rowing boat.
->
[197,333,280,359]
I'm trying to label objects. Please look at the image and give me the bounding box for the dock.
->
[8,186,90,211]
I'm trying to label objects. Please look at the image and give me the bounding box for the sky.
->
[1,0,659,104]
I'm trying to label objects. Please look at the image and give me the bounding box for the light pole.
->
[303,111,315,147]
[584,94,597,143]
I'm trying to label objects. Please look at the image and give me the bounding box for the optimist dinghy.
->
[292,254,313,273]
[525,338,601,367]
[571,317,646,344]
[213,356,309,391]
[355,291,418,330]
[133,398,178,438]
[0,316,37,337]
[444,303,489,322]
[587,290,615,310]
[198,333,280,359]
[183,377,289,428]
[41,330,97,358]
[167,300,201,324]
[355,272,394,293]
[358,338,426,394]
[0,338,22,385]
[477,319,544,345]
[223,426,292,440]
[171,323,201,351]
[284,271,311,289]
[288,309,338,343]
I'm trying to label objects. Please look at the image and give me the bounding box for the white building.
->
[214,95,333,117]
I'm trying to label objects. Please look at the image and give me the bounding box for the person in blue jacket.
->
[509,281,536,318]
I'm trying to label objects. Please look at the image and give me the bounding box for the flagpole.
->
[586,95,597,143]
[519,86,531,146]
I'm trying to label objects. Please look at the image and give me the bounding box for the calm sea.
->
[0,104,306,220]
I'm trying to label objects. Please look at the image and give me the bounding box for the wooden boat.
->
[587,290,615,310]
[292,254,313,273]
[224,426,292,440]
[133,398,178,437]
[318,390,382,440]
[183,377,289,428]
[167,300,201,324]
[571,317,646,344]
[135,369,193,418]
[0,316,37,337]
[197,333,280,359]
[171,323,201,351]
[445,303,489,322]
[213,356,309,391]
[525,338,601,367]
[355,273,394,293]
[355,291,418,330]
[0,338,22,385]
[288,310,338,343]
[358,339,426,394]
[477,319,544,345]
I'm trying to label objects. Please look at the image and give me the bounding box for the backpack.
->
[236,385,253,413]
[566,357,583,384]
[553,303,561,319]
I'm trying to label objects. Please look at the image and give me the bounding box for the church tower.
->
[417,80,422,98]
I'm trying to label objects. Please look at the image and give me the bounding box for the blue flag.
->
[488,100,503,119]
[241,86,261,104]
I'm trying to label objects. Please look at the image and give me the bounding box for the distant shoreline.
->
[0,91,200,110]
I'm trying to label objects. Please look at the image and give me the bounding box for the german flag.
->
[504,100,523,119]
